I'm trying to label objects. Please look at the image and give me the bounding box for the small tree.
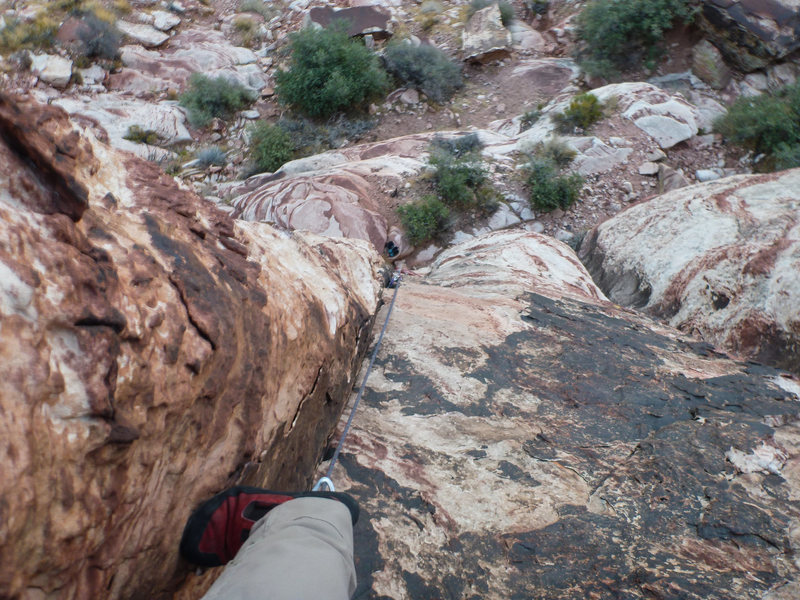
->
[275,23,389,119]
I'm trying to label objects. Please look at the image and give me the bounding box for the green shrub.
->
[233,15,259,48]
[397,195,450,245]
[713,82,800,171]
[535,137,576,169]
[552,92,603,133]
[275,115,375,156]
[249,122,293,173]
[525,157,583,212]
[520,109,541,131]
[383,42,463,103]
[577,0,695,77]
[180,73,255,127]
[196,146,228,167]
[239,0,274,18]
[775,142,800,170]
[431,132,483,157]
[124,125,160,145]
[274,23,389,119]
[0,13,58,53]
[77,13,121,60]
[467,0,514,26]
[429,149,486,210]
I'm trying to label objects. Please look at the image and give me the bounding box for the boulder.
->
[462,4,512,63]
[591,82,700,149]
[307,5,392,38]
[692,39,732,89]
[698,0,800,72]
[116,20,170,48]
[323,229,800,599]
[152,10,181,31]
[0,93,383,598]
[580,169,800,374]
[30,53,73,88]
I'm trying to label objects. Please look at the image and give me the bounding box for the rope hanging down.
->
[313,274,401,492]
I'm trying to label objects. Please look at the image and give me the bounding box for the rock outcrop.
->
[699,0,800,72]
[462,3,512,63]
[580,169,800,375]
[320,229,800,599]
[0,94,383,598]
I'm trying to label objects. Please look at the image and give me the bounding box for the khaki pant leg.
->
[201,497,356,600]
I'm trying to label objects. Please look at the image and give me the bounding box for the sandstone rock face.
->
[699,0,800,71]
[53,94,192,159]
[692,39,732,89]
[110,29,268,97]
[0,94,383,598]
[462,4,512,63]
[591,82,700,149]
[321,229,800,599]
[580,169,800,374]
[231,134,433,251]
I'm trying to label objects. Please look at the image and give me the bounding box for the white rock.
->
[117,21,170,48]
[555,229,573,242]
[487,204,522,230]
[241,109,260,119]
[30,54,73,88]
[79,64,106,86]
[152,10,181,31]
[695,169,721,182]
[639,162,660,176]
[399,88,420,105]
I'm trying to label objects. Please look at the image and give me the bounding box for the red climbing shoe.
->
[179,485,359,567]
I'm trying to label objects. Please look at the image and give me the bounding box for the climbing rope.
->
[312,273,402,492]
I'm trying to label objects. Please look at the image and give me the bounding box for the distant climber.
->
[180,486,359,600]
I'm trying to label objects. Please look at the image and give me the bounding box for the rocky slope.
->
[580,169,800,375]
[324,230,800,600]
[0,93,383,598]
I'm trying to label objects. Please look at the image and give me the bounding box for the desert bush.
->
[124,125,160,145]
[0,13,58,53]
[520,108,541,131]
[713,82,800,171]
[196,146,228,168]
[275,115,375,156]
[577,0,695,77]
[233,15,259,48]
[535,137,576,168]
[249,122,293,173]
[430,132,482,157]
[180,73,254,127]
[275,23,389,119]
[467,0,514,26]
[552,92,603,133]
[77,13,121,60]
[383,41,463,103]
[525,157,583,212]
[397,195,450,245]
[239,0,274,18]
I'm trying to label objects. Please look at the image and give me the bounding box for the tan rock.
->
[580,169,800,374]
[327,229,800,598]
[462,4,512,64]
[0,93,383,598]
